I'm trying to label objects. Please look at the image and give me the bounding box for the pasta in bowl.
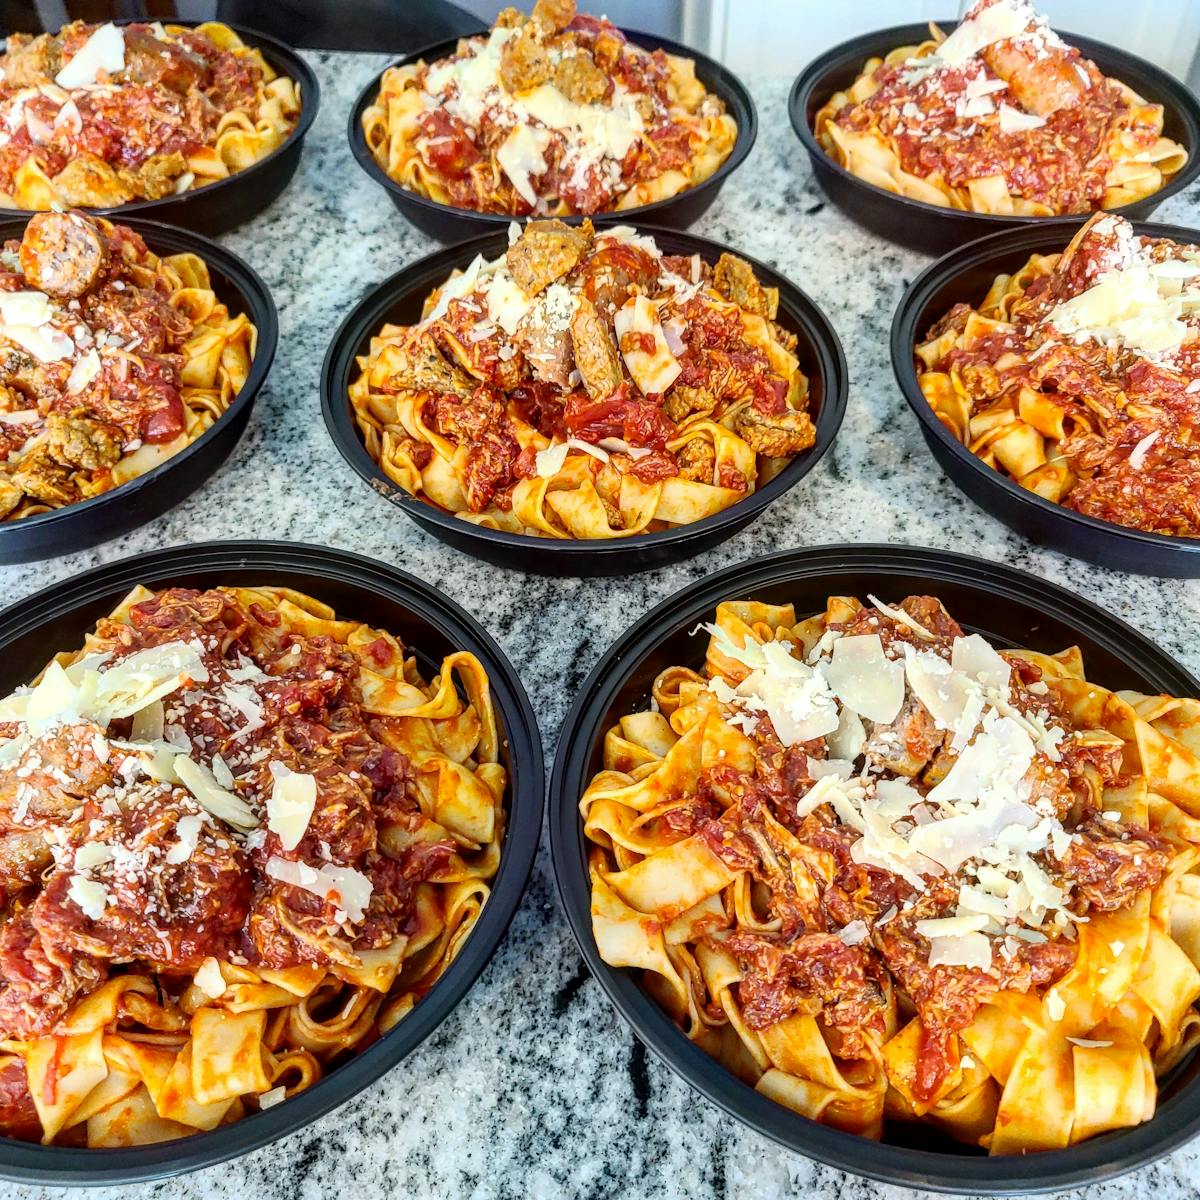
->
[815,0,1185,218]
[550,546,1200,1187]
[0,21,303,215]
[350,1,754,240]
[327,223,846,574]
[0,564,523,1156]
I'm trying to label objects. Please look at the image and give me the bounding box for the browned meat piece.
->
[1051,815,1169,912]
[0,479,22,519]
[384,331,475,398]
[119,151,188,201]
[532,0,576,30]
[0,830,51,904]
[0,724,114,823]
[18,212,108,300]
[512,310,574,388]
[663,384,718,425]
[980,35,1092,117]
[733,406,815,457]
[429,389,507,443]
[49,156,134,209]
[675,438,714,483]
[713,252,778,319]
[500,22,554,93]
[0,1057,41,1142]
[507,219,592,296]
[47,413,123,472]
[9,446,76,509]
[121,28,208,93]
[863,693,945,778]
[0,33,60,87]
[0,347,61,409]
[552,49,609,104]
[577,242,660,318]
[570,297,622,400]
[82,283,191,356]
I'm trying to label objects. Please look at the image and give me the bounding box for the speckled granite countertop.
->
[2,47,1200,1200]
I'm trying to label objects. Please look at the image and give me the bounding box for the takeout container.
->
[0,539,543,1185]
[0,21,321,236]
[0,215,277,564]
[320,225,846,577]
[347,32,757,242]
[891,219,1200,576]
[549,542,1200,1193]
[788,22,1200,256]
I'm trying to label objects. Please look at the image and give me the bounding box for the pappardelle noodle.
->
[361,0,736,216]
[917,213,1200,536]
[0,584,505,1146]
[351,220,811,540]
[0,21,301,211]
[814,0,1186,217]
[0,210,256,522]
[583,593,1200,1152]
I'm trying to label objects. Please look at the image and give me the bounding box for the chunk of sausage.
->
[979,37,1092,117]
[733,406,815,457]
[46,413,123,472]
[570,297,622,400]
[18,212,107,300]
[507,219,592,296]
[532,0,576,32]
[552,49,609,105]
[713,252,778,319]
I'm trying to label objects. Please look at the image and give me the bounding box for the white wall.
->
[686,0,1200,82]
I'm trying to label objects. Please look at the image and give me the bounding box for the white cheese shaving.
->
[193,957,227,1000]
[824,634,905,724]
[165,812,205,865]
[1128,431,1160,470]
[1045,987,1066,1022]
[267,762,318,852]
[265,856,373,925]
[495,124,552,208]
[837,919,869,946]
[55,23,126,89]
[258,1085,287,1110]
[67,875,110,920]
[534,441,569,478]
[174,755,259,831]
[998,103,1046,134]
[66,348,101,394]
[613,295,681,396]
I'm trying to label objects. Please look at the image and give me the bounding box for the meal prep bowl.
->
[891,219,1200,576]
[348,31,756,242]
[0,539,544,1185]
[788,22,1200,256]
[550,542,1200,1192]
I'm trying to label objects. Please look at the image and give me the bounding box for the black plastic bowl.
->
[891,219,1200,576]
[321,226,846,577]
[788,22,1200,256]
[0,215,277,564]
[348,32,756,242]
[549,543,1200,1194]
[0,21,320,236]
[0,539,543,1186]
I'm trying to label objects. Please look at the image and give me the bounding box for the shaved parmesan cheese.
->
[924,0,1038,70]
[67,875,109,920]
[0,291,53,327]
[485,269,535,335]
[258,1086,287,1110]
[965,76,1008,100]
[824,634,904,723]
[1,320,74,363]
[267,762,317,852]
[74,843,113,870]
[1045,987,1066,1022]
[867,595,935,641]
[66,349,100,394]
[952,634,1012,693]
[174,756,259,831]
[566,437,609,463]
[496,124,551,207]
[165,812,205,865]
[838,920,869,946]
[807,756,858,780]
[534,441,569,478]
[1109,940,1125,957]
[826,705,866,761]
[928,931,992,971]
[916,913,990,939]
[422,254,485,328]
[265,856,373,925]
[1128,430,1160,470]
[194,957,227,999]
[999,103,1046,134]
[56,23,126,89]
[130,699,165,744]
[613,295,681,396]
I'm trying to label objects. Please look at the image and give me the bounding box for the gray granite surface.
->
[3,48,1200,1200]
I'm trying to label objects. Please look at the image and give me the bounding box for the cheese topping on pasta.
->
[351,220,813,540]
[814,0,1187,217]
[0,21,301,212]
[582,593,1200,1152]
[917,213,1200,536]
[0,210,256,522]
[360,0,737,216]
[0,583,505,1147]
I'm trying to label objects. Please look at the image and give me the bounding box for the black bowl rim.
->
[890,217,1200,564]
[787,20,1200,233]
[319,224,847,564]
[0,539,545,1186]
[548,542,1200,1194]
[0,19,321,225]
[0,213,278,547]
[346,28,758,230]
